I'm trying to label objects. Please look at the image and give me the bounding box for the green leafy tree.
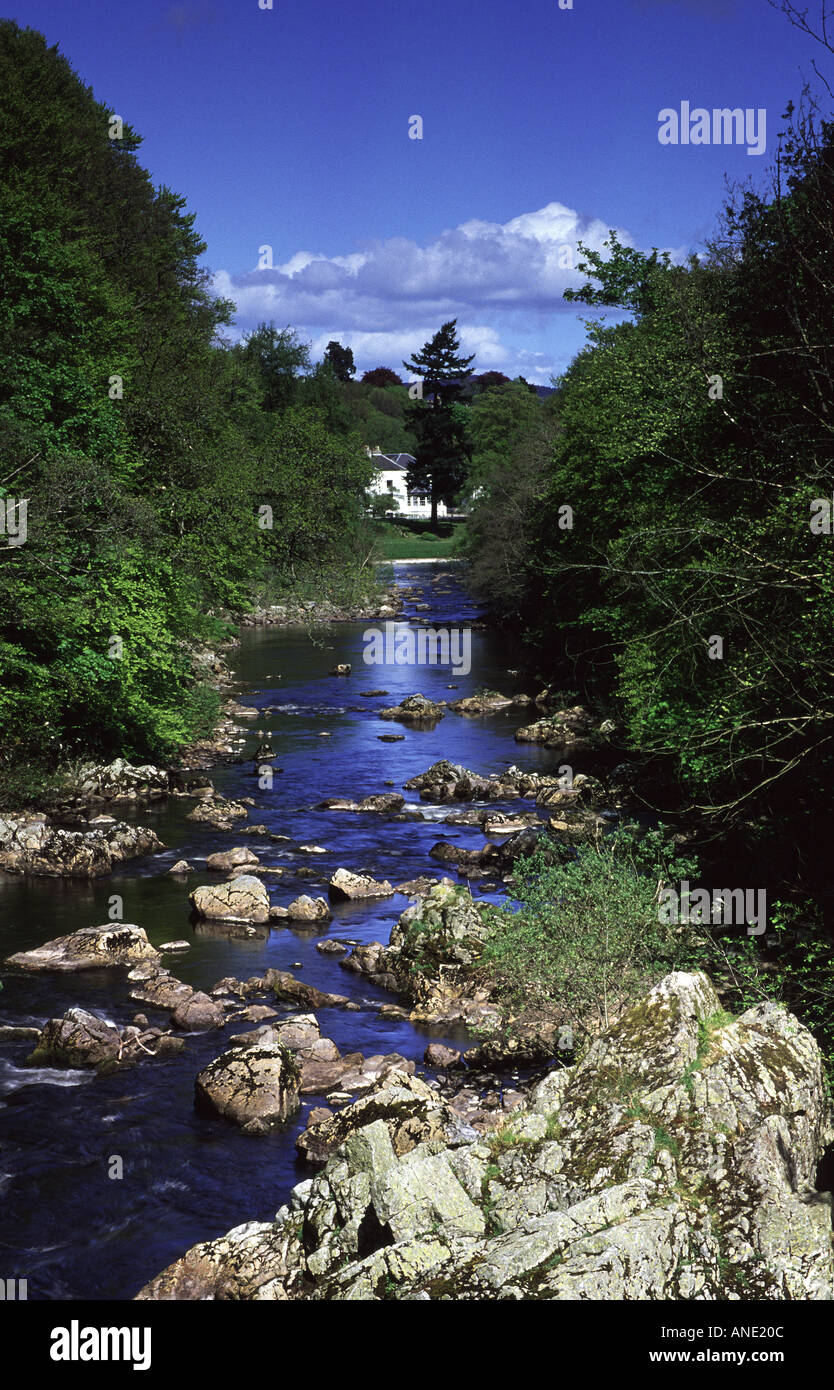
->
[323,340,355,381]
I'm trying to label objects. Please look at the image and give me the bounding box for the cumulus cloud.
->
[213,200,646,379]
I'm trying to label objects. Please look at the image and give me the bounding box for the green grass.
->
[372,524,461,560]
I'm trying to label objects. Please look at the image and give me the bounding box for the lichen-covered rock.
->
[389,881,490,967]
[402,760,576,807]
[140,971,834,1301]
[129,969,195,1012]
[0,816,162,877]
[340,883,498,1027]
[194,1044,301,1134]
[229,1013,321,1052]
[263,969,349,1010]
[295,1069,454,1164]
[190,874,270,923]
[514,705,604,756]
[5,924,160,973]
[448,691,516,714]
[135,1220,307,1300]
[28,1007,123,1068]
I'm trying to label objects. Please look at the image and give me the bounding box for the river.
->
[0,561,564,1299]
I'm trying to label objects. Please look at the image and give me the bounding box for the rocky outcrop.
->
[137,972,834,1301]
[0,815,162,877]
[404,760,564,805]
[5,924,160,973]
[55,758,170,807]
[194,1045,301,1135]
[514,704,616,757]
[189,875,270,923]
[379,694,445,724]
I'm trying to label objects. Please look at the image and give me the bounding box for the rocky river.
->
[0,561,567,1298]
[2,560,832,1302]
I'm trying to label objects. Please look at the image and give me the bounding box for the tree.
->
[469,370,511,395]
[361,366,403,388]
[238,324,310,412]
[403,320,475,524]
[323,340,355,382]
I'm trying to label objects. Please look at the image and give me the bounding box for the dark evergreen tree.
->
[402,320,474,524]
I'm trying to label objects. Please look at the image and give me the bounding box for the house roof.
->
[372,452,415,472]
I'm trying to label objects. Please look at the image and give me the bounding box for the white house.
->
[366,446,456,519]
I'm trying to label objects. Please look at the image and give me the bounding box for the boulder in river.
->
[129,969,196,1012]
[285,895,332,923]
[194,1045,301,1135]
[28,1007,123,1068]
[190,874,270,923]
[229,1013,321,1052]
[186,795,249,830]
[5,924,160,973]
[328,867,394,902]
[168,860,192,875]
[379,693,445,724]
[27,1006,184,1070]
[357,793,405,813]
[171,992,226,1032]
[205,847,260,872]
[263,968,350,1010]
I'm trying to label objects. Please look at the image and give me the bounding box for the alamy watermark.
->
[659,880,767,936]
[658,102,766,157]
[363,621,471,677]
[0,497,27,547]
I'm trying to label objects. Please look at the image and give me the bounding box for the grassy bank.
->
[372,522,463,560]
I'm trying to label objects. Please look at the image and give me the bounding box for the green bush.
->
[482,824,700,1035]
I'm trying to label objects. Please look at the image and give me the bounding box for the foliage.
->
[0,21,374,797]
[482,825,701,1035]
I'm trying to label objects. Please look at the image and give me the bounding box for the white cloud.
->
[214,200,644,377]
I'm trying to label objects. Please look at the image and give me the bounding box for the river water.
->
[0,561,563,1300]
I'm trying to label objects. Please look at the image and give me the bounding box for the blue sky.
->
[6,0,828,380]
